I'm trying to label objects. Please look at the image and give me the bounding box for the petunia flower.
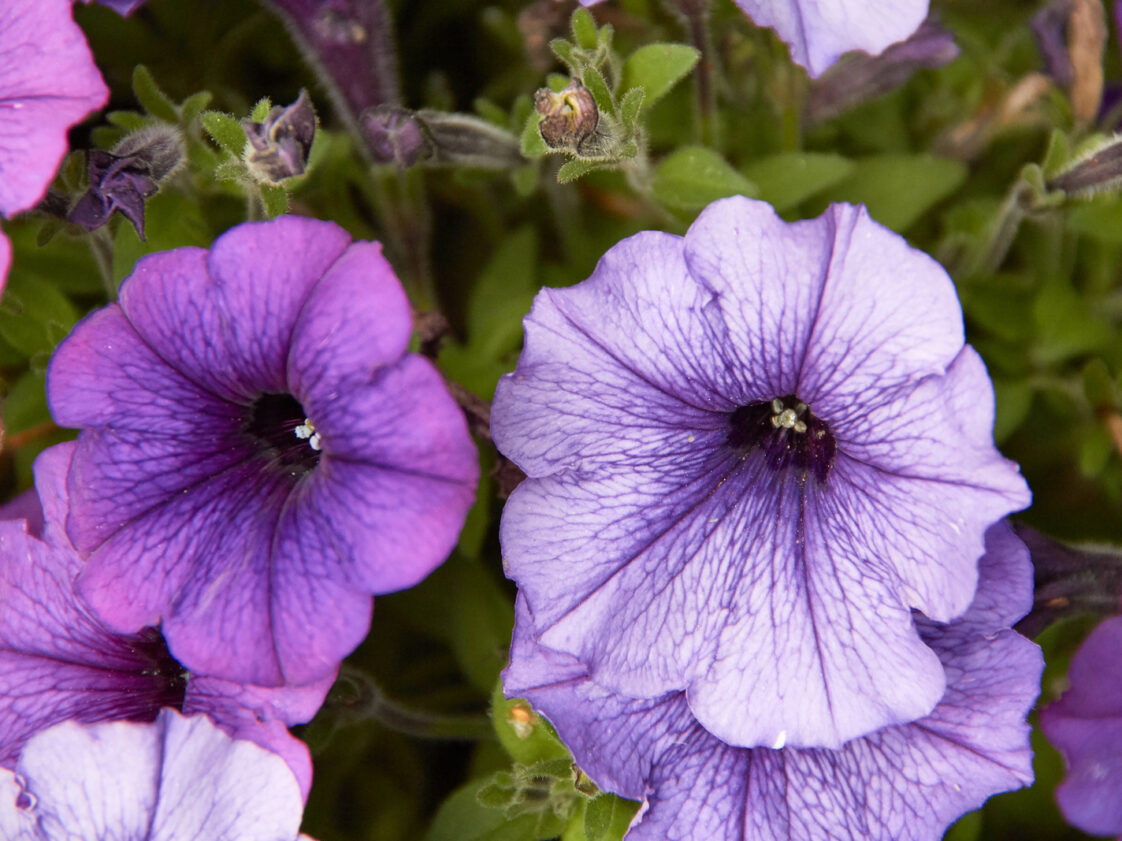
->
[75,0,148,15]
[504,523,1043,841]
[0,443,330,799]
[0,710,305,841]
[491,196,1029,750]
[1040,615,1122,838]
[47,215,478,687]
[733,0,929,78]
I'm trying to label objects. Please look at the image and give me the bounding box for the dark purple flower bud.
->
[1033,0,1076,86]
[262,0,400,133]
[68,124,185,239]
[535,81,599,151]
[361,106,522,169]
[243,90,317,184]
[363,105,430,167]
[1046,135,1122,195]
[808,19,959,122]
[1012,523,1122,637]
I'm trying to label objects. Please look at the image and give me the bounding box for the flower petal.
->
[0,0,108,216]
[733,0,929,78]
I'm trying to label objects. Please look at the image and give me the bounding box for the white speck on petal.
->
[771,730,787,749]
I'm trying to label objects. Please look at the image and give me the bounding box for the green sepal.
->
[132,65,179,123]
[250,97,272,122]
[582,66,615,116]
[260,184,289,218]
[551,38,577,71]
[521,112,550,158]
[583,794,639,841]
[620,44,699,107]
[179,90,214,124]
[618,87,645,129]
[200,111,248,157]
[491,680,571,766]
[557,158,602,183]
[571,7,598,51]
[106,110,149,132]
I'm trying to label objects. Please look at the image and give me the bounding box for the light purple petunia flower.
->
[505,523,1043,841]
[47,215,478,688]
[0,710,305,841]
[0,442,330,800]
[1041,615,1122,838]
[733,0,929,78]
[491,196,1029,751]
[0,0,108,218]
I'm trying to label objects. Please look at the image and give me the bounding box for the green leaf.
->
[551,38,577,70]
[743,152,855,212]
[448,554,513,693]
[815,154,967,232]
[474,97,509,127]
[1080,422,1114,478]
[652,146,757,212]
[571,7,598,50]
[557,158,603,183]
[1066,196,1122,243]
[260,184,289,218]
[179,90,214,124]
[425,778,566,841]
[0,271,78,357]
[992,378,1033,444]
[618,87,644,128]
[466,226,538,359]
[521,113,550,158]
[132,65,179,123]
[582,794,639,841]
[581,66,614,116]
[3,369,50,437]
[200,110,247,157]
[1033,277,1113,364]
[1083,359,1116,409]
[112,191,210,287]
[1041,128,1071,176]
[620,44,699,107]
[491,682,570,766]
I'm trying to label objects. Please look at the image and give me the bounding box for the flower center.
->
[245,392,321,475]
[726,394,837,484]
[129,626,189,713]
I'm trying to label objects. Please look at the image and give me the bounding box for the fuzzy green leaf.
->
[200,110,247,157]
[250,97,272,123]
[521,113,550,158]
[557,158,601,183]
[620,44,699,106]
[551,38,577,70]
[179,90,214,124]
[618,87,645,128]
[571,7,598,50]
[653,146,757,211]
[132,65,179,123]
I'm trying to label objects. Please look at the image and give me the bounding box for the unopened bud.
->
[242,89,317,185]
[1047,134,1122,195]
[534,80,598,151]
[364,105,429,167]
[68,123,185,239]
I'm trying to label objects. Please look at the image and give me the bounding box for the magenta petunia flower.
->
[0,710,305,841]
[47,215,478,687]
[0,443,330,799]
[733,0,929,77]
[0,0,108,218]
[505,524,1043,841]
[492,197,1029,751]
[1041,615,1122,838]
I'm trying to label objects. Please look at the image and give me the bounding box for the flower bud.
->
[1047,134,1122,195]
[364,105,429,167]
[68,123,185,239]
[534,80,598,152]
[242,89,317,185]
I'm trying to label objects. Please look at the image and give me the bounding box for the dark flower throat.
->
[245,392,321,475]
[727,395,837,484]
